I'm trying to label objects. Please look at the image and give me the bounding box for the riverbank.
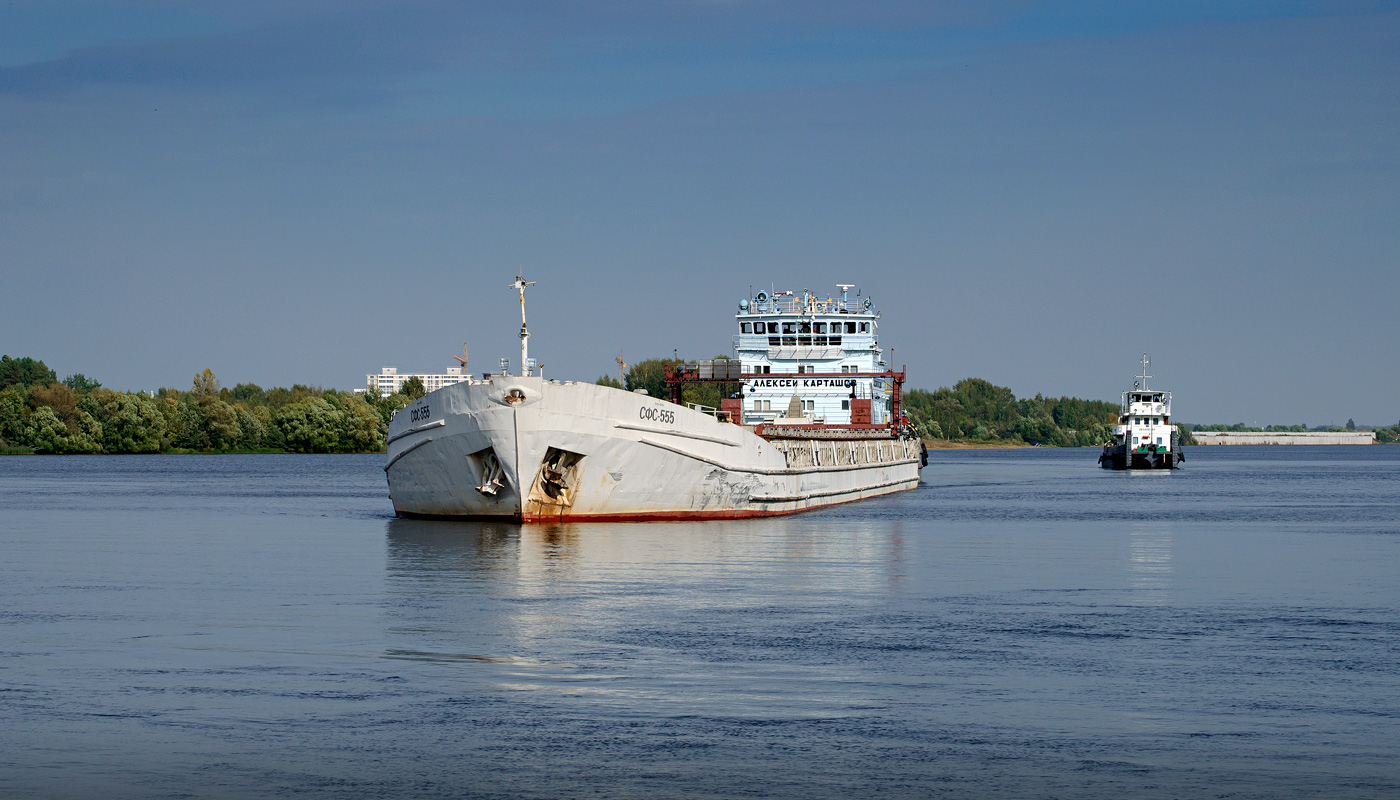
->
[923,438,1033,450]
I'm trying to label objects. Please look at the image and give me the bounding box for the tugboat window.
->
[782,323,796,335]
[846,322,857,334]
[859,322,870,332]
[741,323,752,333]
[814,323,826,334]
[799,322,812,334]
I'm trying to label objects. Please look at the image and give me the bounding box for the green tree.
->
[400,376,426,401]
[231,383,265,404]
[168,400,209,450]
[25,407,69,452]
[1346,418,1356,431]
[624,358,673,398]
[91,389,164,453]
[27,383,80,426]
[264,386,294,408]
[251,405,283,449]
[192,368,220,398]
[596,374,622,389]
[236,407,267,449]
[324,391,386,452]
[0,388,32,445]
[26,405,102,453]
[275,397,344,453]
[197,396,242,450]
[62,373,102,392]
[0,356,58,390]
[368,392,408,428]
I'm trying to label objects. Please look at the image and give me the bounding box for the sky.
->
[1,0,1397,425]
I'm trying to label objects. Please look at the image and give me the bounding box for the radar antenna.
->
[509,272,535,376]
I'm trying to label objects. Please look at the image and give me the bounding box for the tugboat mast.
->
[510,273,535,377]
[1138,352,1152,391]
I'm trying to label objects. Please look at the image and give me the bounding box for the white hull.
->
[384,377,922,522]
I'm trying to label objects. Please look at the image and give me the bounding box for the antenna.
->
[1139,352,1152,390]
[509,272,536,376]
[837,284,854,305]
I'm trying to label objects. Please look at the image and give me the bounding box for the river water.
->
[1,446,1397,799]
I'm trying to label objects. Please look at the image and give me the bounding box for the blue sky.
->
[1,1,1397,424]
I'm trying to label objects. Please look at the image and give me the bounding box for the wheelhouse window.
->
[845,322,856,334]
[741,323,752,333]
[782,322,796,335]
[814,323,826,334]
[859,322,870,332]
[799,322,812,334]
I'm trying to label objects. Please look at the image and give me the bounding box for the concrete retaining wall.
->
[1190,431,1377,445]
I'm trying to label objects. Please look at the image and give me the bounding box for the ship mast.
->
[1138,352,1152,391]
[510,272,535,377]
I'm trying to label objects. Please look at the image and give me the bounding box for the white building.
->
[359,366,470,397]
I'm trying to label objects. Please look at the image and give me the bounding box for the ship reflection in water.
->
[382,515,913,712]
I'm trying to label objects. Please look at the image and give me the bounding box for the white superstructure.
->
[733,288,896,426]
[384,278,924,522]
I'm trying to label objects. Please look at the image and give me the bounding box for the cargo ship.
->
[384,278,925,521]
[1099,354,1184,470]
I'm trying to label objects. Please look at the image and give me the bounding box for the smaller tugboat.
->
[1099,354,1184,470]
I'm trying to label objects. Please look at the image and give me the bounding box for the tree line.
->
[0,356,411,454]
[900,378,1135,446]
[10,351,1388,453]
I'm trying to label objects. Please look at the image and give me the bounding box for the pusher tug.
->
[384,277,925,521]
[1098,354,1184,470]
